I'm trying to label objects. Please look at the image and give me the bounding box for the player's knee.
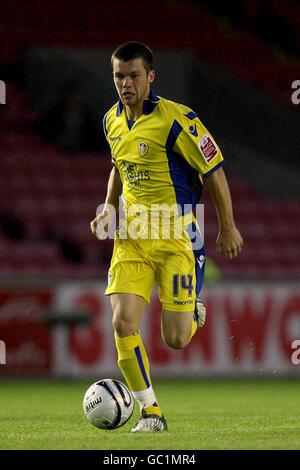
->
[112,312,137,337]
[163,333,189,350]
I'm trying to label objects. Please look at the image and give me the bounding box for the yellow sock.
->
[115,330,151,391]
[115,331,162,417]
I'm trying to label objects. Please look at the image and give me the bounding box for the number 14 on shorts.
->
[173,274,194,297]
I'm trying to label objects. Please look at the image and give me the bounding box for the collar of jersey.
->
[116,89,160,117]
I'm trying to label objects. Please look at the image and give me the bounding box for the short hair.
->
[111,41,154,73]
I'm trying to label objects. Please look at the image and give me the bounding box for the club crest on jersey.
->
[198,134,218,163]
[138,142,149,156]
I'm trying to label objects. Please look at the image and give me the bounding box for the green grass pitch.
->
[0,378,299,450]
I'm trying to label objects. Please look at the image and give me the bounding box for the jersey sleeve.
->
[173,110,225,177]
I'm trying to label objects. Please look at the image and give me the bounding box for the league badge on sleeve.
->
[198,134,218,163]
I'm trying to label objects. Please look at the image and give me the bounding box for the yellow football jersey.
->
[103,90,224,217]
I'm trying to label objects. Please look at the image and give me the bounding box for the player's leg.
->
[160,281,206,349]
[111,292,167,432]
[111,292,145,337]
[156,223,206,348]
[161,309,194,350]
[111,292,155,403]
[105,236,166,431]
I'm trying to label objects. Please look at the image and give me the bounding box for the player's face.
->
[113,58,155,109]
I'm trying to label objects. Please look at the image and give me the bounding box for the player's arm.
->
[206,166,243,259]
[103,166,122,211]
[90,166,122,237]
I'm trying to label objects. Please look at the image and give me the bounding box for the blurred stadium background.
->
[0,0,300,445]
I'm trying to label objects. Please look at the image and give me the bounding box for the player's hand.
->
[216,226,243,259]
[90,209,114,240]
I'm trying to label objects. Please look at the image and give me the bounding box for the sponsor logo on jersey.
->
[110,136,122,142]
[189,124,198,137]
[198,134,218,163]
[138,142,149,156]
[123,162,150,189]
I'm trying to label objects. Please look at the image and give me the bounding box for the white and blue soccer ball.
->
[83,379,134,430]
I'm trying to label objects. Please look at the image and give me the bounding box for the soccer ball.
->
[83,378,134,430]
